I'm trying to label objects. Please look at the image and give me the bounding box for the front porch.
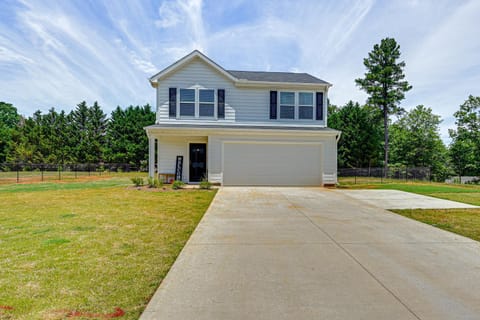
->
[148,135,208,184]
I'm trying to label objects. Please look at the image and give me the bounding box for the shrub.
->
[131,177,144,187]
[172,180,185,190]
[199,177,212,190]
[147,177,163,188]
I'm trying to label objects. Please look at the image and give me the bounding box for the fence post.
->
[41,165,44,182]
[74,164,77,179]
[58,164,61,180]
[16,163,19,183]
[381,168,383,184]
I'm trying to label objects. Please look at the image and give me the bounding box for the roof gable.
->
[149,50,331,88]
[149,50,237,87]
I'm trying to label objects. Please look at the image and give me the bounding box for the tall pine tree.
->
[355,38,412,175]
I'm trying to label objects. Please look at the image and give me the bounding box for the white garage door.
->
[223,142,322,186]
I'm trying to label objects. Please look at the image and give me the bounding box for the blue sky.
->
[1,0,479,142]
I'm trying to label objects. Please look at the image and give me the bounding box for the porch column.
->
[157,139,161,179]
[148,137,155,178]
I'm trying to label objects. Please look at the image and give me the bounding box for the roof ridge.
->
[227,69,309,74]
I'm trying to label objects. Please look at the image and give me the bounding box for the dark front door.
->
[189,143,206,182]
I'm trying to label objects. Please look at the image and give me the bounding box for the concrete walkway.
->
[336,189,478,209]
[141,187,480,320]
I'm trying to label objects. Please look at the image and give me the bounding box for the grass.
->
[0,175,216,320]
[391,208,480,242]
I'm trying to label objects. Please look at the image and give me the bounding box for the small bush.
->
[147,177,163,188]
[172,180,185,190]
[131,177,144,187]
[199,177,212,190]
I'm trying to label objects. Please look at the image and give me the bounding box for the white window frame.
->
[198,89,215,118]
[176,86,217,120]
[279,91,296,120]
[298,91,315,120]
[277,91,316,121]
[178,88,196,118]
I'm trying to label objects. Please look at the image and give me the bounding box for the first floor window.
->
[180,89,195,116]
[280,92,295,119]
[298,92,314,119]
[199,89,214,117]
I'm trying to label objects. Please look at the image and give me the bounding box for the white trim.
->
[145,126,339,139]
[148,137,155,178]
[156,139,161,180]
[198,88,216,119]
[278,91,295,120]
[176,86,217,120]
[298,91,315,120]
[277,91,316,121]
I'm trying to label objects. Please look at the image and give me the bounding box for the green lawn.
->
[0,176,216,320]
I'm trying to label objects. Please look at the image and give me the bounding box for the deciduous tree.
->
[390,105,449,180]
[449,95,480,175]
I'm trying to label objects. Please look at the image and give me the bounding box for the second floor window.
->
[280,92,295,119]
[199,89,214,117]
[277,91,315,120]
[178,88,216,118]
[180,89,195,116]
[298,92,314,119]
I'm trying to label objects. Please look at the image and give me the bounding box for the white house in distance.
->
[145,50,340,186]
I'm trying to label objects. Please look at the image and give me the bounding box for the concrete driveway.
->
[337,189,478,209]
[141,187,480,320]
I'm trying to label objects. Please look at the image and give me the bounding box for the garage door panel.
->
[223,142,322,186]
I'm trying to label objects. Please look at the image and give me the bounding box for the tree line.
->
[329,97,480,180]
[0,101,155,167]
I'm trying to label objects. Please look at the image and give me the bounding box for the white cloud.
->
[0,45,33,64]
[155,0,183,28]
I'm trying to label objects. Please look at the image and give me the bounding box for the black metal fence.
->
[0,163,146,184]
[338,167,431,184]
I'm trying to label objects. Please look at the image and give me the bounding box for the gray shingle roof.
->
[227,70,330,85]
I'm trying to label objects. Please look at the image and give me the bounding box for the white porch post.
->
[148,137,155,178]
[157,139,161,179]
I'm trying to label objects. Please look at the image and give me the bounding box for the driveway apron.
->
[141,187,480,320]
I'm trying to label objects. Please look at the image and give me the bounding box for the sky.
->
[1,0,479,142]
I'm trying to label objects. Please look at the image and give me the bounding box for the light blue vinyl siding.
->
[155,59,327,125]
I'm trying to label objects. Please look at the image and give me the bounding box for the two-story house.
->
[145,50,340,186]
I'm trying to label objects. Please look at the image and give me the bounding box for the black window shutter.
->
[270,91,277,119]
[169,88,177,118]
[316,92,324,120]
[217,89,225,119]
